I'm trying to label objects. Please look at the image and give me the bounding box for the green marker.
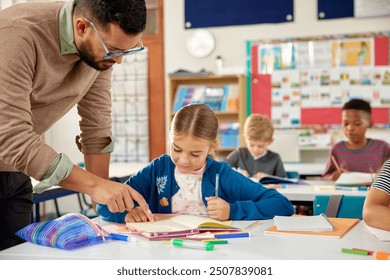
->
[341,248,369,256]
[171,238,214,251]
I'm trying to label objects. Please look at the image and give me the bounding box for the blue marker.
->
[214,232,250,239]
[106,233,137,242]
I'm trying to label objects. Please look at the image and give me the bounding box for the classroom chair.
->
[286,171,300,180]
[313,195,366,220]
[286,171,309,214]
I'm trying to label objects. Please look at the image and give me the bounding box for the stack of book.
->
[265,214,360,238]
[172,84,239,113]
[124,214,242,240]
[218,122,240,148]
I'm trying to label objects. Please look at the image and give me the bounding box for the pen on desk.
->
[171,238,214,251]
[214,232,250,239]
[331,155,341,172]
[267,184,288,189]
[335,186,368,191]
[215,173,219,198]
[243,221,261,232]
[320,213,335,230]
[107,233,137,242]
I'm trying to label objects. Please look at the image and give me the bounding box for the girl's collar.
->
[175,162,207,175]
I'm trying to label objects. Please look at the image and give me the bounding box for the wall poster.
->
[248,32,390,128]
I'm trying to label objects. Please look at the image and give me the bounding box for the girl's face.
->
[170,134,214,173]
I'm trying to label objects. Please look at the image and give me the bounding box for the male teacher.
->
[0,0,152,250]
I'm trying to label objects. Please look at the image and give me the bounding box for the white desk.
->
[284,162,326,177]
[0,219,388,260]
[274,180,367,203]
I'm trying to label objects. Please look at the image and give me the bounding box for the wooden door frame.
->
[143,0,166,160]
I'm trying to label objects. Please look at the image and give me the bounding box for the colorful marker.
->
[374,251,390,260]
[171,238,214,251]
[214,232,250,239]
[352,248,374,255]
[107,233,137,242]
[266,184,288,189]
[341,248,369,256]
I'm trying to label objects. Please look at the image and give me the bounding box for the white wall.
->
[163,1,390,127]
[164,0,389,75]
[163,0,389,161]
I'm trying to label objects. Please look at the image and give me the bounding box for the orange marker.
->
[374,251,390,260]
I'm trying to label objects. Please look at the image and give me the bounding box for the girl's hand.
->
[125,207,158,223]
[205,196,230,221]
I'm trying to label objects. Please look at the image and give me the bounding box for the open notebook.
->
[265,216,359,239]
[126,214,240,239]
[335,172,376,186]
[257,175,305,185]
[273,214,335,232]
[362,221,390,242]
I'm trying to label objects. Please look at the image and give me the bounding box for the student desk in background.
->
[271,180,367,206]
[284,162,326,179]
[0,219,388,260]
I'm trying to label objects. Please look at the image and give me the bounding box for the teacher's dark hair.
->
[74,0,146,35]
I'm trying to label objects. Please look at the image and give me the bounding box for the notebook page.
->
[362,221,390,242]
[170,215,231,228]
[335,172,376,186]
[127,219,190,233]
[273,214,334,232]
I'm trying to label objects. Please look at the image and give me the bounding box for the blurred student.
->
[323,99,390,181]
[226,113,286,179]
[363,159,390,231]
[97,104,294,223]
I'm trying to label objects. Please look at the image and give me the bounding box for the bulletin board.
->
[247,31,390,128]
[184,0,293,29]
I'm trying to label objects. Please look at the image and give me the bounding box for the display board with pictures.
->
[247,32,390,128]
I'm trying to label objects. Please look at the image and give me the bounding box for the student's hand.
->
[125,207,159,223]
[253,172,268,179]
[328,168,349,181]
[60,166,154,222]
[205,196,230,221]
[236,168,249,177]
[89,180,154,222]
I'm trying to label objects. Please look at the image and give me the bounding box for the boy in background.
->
[226,113,286,179]
[323,99,390,181]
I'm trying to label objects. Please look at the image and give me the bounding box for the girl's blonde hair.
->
[170,104,219,147]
